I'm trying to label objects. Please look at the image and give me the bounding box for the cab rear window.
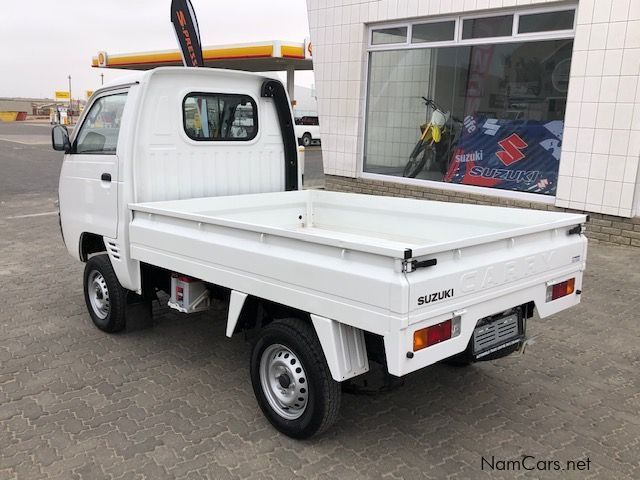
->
[183,93,257,141]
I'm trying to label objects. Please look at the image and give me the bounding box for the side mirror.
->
[52,125,71,153]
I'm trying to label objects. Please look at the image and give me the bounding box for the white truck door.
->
[59,91,128,239]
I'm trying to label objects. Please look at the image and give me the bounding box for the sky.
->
[0,0,312,100]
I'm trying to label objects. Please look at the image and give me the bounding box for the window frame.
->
[362,4,577,203]
[411,19,457,45]
[461,13,515,41]
[182,91,259,142]
[370,25,409,46]
[515,8,576,38]
[71,90,129,155]
[367,4,577,50]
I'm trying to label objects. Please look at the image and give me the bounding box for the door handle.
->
[101,173,112,182]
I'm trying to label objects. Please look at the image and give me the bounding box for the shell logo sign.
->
[97,51,108,67]
[304,37,312,60]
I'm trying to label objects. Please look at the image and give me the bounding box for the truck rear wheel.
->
[83,254,127,333]
[250,318,341,439]
[301,133,312,147]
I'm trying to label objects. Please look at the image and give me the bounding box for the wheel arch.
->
[226,292,313,337]
[79,232,106,261]
[227,292,369,382]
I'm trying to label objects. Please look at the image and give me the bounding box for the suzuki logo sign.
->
[496,133,527,166]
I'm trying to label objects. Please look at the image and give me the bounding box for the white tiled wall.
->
[554,0,640,217]
[306,0,640,217]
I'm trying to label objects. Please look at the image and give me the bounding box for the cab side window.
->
[183,93,257,141]
[75,93,128,154]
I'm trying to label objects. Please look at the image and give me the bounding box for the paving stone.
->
[0,194,639,479]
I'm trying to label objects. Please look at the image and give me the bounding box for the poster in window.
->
[444,117,563,195]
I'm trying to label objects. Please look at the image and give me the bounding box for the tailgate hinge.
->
[403,258,437,273]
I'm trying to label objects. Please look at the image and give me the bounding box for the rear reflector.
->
[546,278,575,302]
[414,319,452,351]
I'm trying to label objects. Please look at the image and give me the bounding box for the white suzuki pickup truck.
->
[52,67,587,439]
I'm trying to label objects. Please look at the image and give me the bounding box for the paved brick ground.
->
[1,191,639,479]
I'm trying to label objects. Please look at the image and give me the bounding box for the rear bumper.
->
[383,269,583,377]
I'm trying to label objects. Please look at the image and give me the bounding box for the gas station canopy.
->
[92,40,312,72]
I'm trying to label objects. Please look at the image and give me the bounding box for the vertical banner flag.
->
[170,0,204,67]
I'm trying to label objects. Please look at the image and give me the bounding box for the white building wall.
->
[306,0,640,218]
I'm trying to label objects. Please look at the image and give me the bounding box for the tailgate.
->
[405,224,587,324]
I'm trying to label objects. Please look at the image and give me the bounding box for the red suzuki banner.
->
[171,0,204,67]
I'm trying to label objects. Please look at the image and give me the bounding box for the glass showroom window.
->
[365,14,574,196]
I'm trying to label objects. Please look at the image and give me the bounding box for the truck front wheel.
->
[301,133,312,147]
[250,318,341,439]
[83,254,127,333]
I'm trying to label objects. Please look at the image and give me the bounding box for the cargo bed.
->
[129,190,587,259]
[128,190,587,376]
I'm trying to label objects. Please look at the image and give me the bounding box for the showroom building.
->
[306,0,640,245]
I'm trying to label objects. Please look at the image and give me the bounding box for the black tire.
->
[301,133,312,147]
[403,143,435,178]
[250,318,341,439]
[83,254,127,333]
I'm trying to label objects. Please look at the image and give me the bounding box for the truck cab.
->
[54,68,298,290]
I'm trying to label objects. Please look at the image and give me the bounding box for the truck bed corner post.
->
[260,79,299,191]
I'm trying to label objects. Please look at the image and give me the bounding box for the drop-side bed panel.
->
[128,211,409,336]
[129,190,588,260]
[405,225,587,323]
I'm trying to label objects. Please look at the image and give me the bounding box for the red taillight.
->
[413,319,452,351]
[546,278,575,302]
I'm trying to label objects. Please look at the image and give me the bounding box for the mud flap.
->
[125,296,153,331]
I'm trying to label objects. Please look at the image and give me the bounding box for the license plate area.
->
[472,310,524,359]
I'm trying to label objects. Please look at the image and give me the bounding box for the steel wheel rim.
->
[88,270,110,320]
[259,344,309,420]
